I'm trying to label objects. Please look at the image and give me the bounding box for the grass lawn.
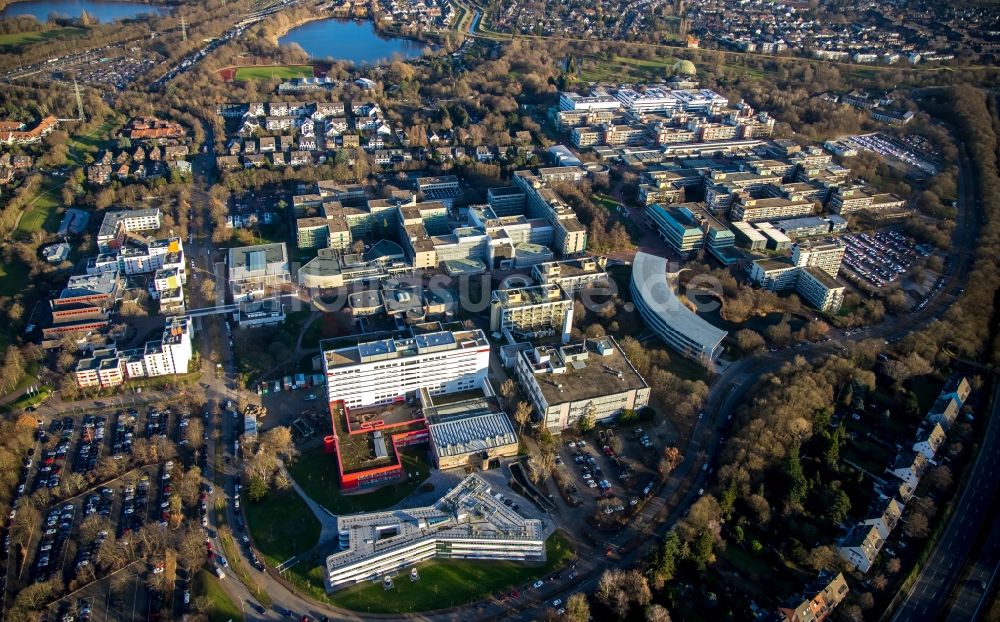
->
[0,26,84,50]
[245,486,321,566]
[329,531,576,613]
[66,115,121,167]
[15,176,63,234]
[288,445,432,515]
[193,568,244,622]
[235,65,314,81]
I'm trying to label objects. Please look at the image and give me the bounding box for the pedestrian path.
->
[282,463,341,546]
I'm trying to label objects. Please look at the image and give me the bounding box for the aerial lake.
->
[279,18,423,65]
[0,0,166,22]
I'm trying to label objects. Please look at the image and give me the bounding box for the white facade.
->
[792,241,845,277]
[140,316,193,377]
[325,474,544,590]
[323,329,490,409]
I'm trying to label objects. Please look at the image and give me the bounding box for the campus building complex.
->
[325,474,544,590]
[514,337,650,431]
[322,326,492,490]
[630,252,728,364]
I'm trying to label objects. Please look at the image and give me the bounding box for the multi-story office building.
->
[631,252,727,363]
[603,124,648,146]
[614,87,728,115]
[756,222,792,252]
[432,226,490,264]
[749,259,800,291]
[532,256,608,296]
[487,186,527,216]
[730,195,815,222]
[571,125,604,148]
[515,338,650,431]
[559,91,622,112]
[425,397,519,470]
[325,474,544,590]
[638,181,685,207]
[513,171,588,256]
[751,257,846,313]
[416,175,463,208]
[829,186,874,214]
[489,283,574,343]
[322,328,490,409]
[730,221,768,251]
[646,204,704,257]
[297,217,332,249]
[792,240,845,277]
[228,243,290,300]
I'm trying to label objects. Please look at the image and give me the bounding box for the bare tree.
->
[513,400,532,434]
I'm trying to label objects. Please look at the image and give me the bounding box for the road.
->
[890,382,1000,622]
[942,383,1000,622]
[886,140,992,622]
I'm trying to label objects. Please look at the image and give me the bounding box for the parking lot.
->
[56,55,157,90]
[553,423,662,527]
[846,132,939,176]
[840,230,928,289]
[5,404,208,622]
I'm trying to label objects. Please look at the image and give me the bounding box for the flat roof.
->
[801,265,843,290]
[327,474,542,575]
[631,252,728,352]
[429,411,517,458]
[228,243,287,269]
[492,283,567,309]
[521,338,648,406]
[325,328,487,368]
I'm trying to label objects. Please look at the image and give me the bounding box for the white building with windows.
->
[489,283,573,343]
[140,316,194,377]
[322,328,490,409]
[325,474,544,590]
[630,252,727,364]
[514,337,650,431]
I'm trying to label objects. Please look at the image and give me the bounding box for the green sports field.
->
[234,65,314,81]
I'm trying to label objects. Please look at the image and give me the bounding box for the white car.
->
[552,599,562,607]
[532,580,544,589]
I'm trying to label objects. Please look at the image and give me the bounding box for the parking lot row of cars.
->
[841,231,920,288]
[75,416,106,474]
[848,133,938,175]
[34,503,75,583]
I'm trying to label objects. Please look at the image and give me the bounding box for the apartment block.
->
[792,240,845,277]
